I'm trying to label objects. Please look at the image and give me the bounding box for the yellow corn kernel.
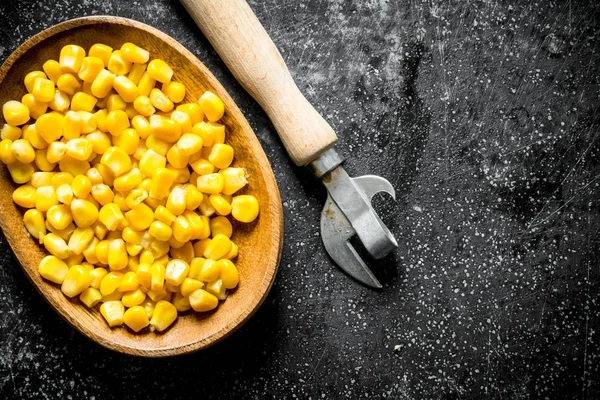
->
[210,215,233,238]
[170,292,190,312]
[42,232,69,260]
[136,263,152,289]
[33,149,54,172]
[45,219,75,241]
[59,156,90,176]
[108,50,132,76]
[170,110,192,134]
[162,81,185,103]
[168,239,193,261]
[164,186,185,216]
[46,204,72,230]
[168,236,185,249]
[46,142,65,164]
[147,59,173,84]
[125,203,155,230]
[100,271,123,295]
[37,255,69,284]
[8,161,35,184]
[175,133,203,157]
[164,144,188,170]
[218,259,239,289]
[189,289,218,312]
[36,112,64,143]
[121,305,149,332]
[147,300,177,331]
[183,186,202,211]
[31,77,55,103]
[102,290,123,302]
[138,149,166,178]
[197,259,221,282]
[35,185,57,212]
[70,198,99,228]
[113,128,140,156]
[88,43,112,65]
[203,233,233,261]
[198,195,215,217]
[128,63,146,85]
[118,41,149,64]
[3,100,30,126]
[81,236,100,264]
[113,169,142,194]
[61,110,82,140]
[66,254,85,267]
[70,92,97,112]
[127,242,143,256]
[1,124,21,141]
[107,239,128,270]
[149,88,174,113]
[85,131,110,156]
[71,174,92,199]
[188,256,206,280]
[106,110,130,137]
[21,126,46,152]
[21,93,48,119]
[208,143,234,170]
[125,188,148,210]
[198,91,225,122]
[67,226,94,256]
[98,203,125,231]
[113,75,138,103]
[56,183,74,205]
[175,103,202,126]
[51,172,73,188]
[41,60,61,84]
[205,279,227,300]
[56,73,81,96]
[106,93,126,112]
[198,215,211,239]
[23,208,46,240]
[24,71,47,93]
[209,194,232,216]
[100,301,124,327]
[94,163,115,186]
[146,134,171,157]
[59,44,85,73]
[148,240,170,260]
[150,262,166,291]
[91,69,116,98]
[169,215,192,243]
[61,264,93,298]
[196,173,224,195]
[11,139,35,163]
[90,183,114,206]
[181,210,203,240]
[152,206,174,226]
[118,271,139,292]
[48,89,70,112]
[0,139,16,164]
[88,266,107,289]
[93,239,109,265]
[100,146,132,177]
[131,96,154,118]
[65,138,93,161]
[180,277,203,297]
[31,172,55,188]
[137,72,156,97]
[78,56,104,82]
[147,167,176,200]
[147,219,172,241]
[164,259,189,286]
[113,193,130,212]
[79,287,102,308]
[231,195,259,223]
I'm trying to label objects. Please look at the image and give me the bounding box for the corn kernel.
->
[170,110,192,134]
[99,203,125,231]
[175,103,202,126]
[146,134,171,157]
[126,243,142,256]
[150,262,166,291]
[21,93,48,119]
[91,69,116,98]
[208,143,234,169]
[70,92,97,112]
[197,258,221,282]
[196,173,224,194]
[137,72,156,97]
[205,279,227,300]
[85,132,109,156]
[70,198,99,227]
[164,186,186,216]
[138,149,166,178]
[147,59,173,84]
[32,77,56,102]
[78,56,104,82]
[231,195,259,223]
[189,289,218,312]
[59,155,89,176]
[59,44,85,73]
[35,185,57,212]
[24,71,47,93]
[128,63,146,85]
[198,91,225,122]
[113,128,139,156]
[71,174,92,198]
[198,195,215,217]
[36,112,64,143]
[1,124,21,141]
[107,239,128,270]
[11,139,35,163]
[65,138,93,161]
[149,88,174,114]
[45,219,76,242]
[33,149,54,172]
[23,208,46,240]
[66,254,85,267]
[130,96,154,118]
[179,277,202,297]
[60,265,92,298]
[100,301,124,327]
[118,271,139,292]
[41,60,62,84]
[121,305,148,332]
[0,139,16,164]
[162,81,185,103]
[68,227,94,256]
[203,233,233,261]
[108,50,132,76]
[56,183,74,205]
[164,144,188,170]
[164,259,189,286]
[188,256,206,279]
[37,256,70,285]
[8,161,35,184]
[209,215,233,238]
[79,287,102,308]
[60,110,81,140]
[51,172,74,188]
[47,89,70,112]
[106,110,130,137]
[125,203,154,231]
[56,73,81,96]
[46,204,73,230]
[209,194,232,216]
[3,100,30,126]
[100,146,132,177]
[91,183,114,206]
[81,236,99,264]
[86,266,106,289]
[146,167,176,200]
[113,75,138,103]
[87,43,111,64]
[153,206,174,226]
[45,142,65,164]
[169,292,189,312]
[136,263,152,288]
[113,168,142,194]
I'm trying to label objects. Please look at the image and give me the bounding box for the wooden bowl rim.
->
[0,15,283,357]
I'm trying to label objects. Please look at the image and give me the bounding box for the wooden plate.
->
[0,16,283,357]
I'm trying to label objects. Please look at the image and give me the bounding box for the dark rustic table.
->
[1,0,599,398]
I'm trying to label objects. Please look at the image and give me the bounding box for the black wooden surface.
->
[1,0,599,398]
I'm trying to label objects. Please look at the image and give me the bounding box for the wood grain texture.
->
[180,0,337,166]
[0,16,283,357]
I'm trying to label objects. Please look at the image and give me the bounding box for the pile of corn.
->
[0,42,259,333]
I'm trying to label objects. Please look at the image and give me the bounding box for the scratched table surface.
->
[0,0,599,398]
